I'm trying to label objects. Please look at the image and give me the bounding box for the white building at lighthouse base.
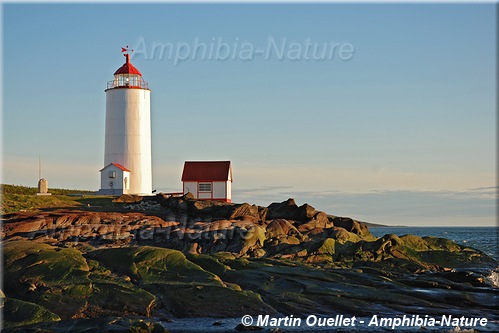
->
[99,163,131,195]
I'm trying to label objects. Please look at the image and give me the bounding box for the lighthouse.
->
[99,49,152,195]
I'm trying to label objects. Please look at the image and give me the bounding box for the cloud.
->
[468,186,498,190]
[232,185,294,195]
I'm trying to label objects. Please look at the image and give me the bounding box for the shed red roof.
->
[181,161,232,182]
[114,54,142,76]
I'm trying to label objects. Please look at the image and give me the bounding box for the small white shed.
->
[99,163,131,195]
[181,161,232,202]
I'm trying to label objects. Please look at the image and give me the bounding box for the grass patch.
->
[1,193,84,214]
[1,183,119,213]
[1,184,92,195]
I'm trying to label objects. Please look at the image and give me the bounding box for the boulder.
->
[266,198,301,220]
[297,212,330,232]
[330,217,372,239]
[327,227,362,244]
[267,199,321,222]
[266,219,301,239]
[230,203,260,220]
[258,206,268,221]
[226,225,267,256]
[297,203,318,220]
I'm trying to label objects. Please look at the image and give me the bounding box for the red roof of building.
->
[114,54,142,76]
[112,163,131,172]
[181,161,232,182]
[99,163,131,172]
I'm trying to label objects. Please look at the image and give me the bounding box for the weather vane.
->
[121,45,134,54]
[121,45,134,62]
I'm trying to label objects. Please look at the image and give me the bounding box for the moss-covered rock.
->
[423,236,463,251]
[87,282,156,317]
[316,238,336,255]
[145,283,275,318]
[3,297,61,328]
[3,240,92,318]
[4,240,158,320]
[4,240,90,288]
[328,227,363,244]
[86,246,223,286]
[185,253,229,277]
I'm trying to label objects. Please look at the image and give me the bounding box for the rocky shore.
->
[2,194,498,332]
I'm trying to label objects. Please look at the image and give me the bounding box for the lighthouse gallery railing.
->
[107,75,149,90]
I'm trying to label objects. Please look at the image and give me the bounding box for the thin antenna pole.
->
[39,155,41,180]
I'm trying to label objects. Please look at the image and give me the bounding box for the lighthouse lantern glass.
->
[110,73,148,89]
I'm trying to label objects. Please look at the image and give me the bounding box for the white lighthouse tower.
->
[99,49,152,195]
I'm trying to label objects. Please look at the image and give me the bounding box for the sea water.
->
[161,227,499,332]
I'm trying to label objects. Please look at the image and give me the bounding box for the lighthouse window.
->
[109,171,116,178]
[198,183,212,193]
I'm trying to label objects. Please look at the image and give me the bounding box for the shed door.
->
[197,182,213,199]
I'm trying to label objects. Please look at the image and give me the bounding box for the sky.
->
[1,1,497,226]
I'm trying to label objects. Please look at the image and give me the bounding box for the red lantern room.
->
[106,53,149,90]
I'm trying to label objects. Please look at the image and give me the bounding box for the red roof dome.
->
[114,54,142,76]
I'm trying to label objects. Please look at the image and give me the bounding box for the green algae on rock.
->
[2,298,61,329]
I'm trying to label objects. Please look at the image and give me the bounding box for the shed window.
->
[198,182,212,192]
[109,171,116,178]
